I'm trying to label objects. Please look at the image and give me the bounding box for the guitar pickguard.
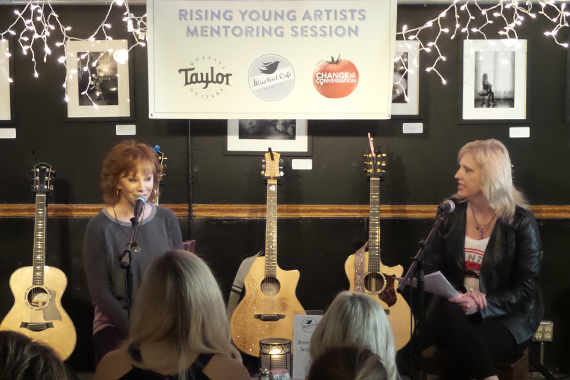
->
[378,275,397,306]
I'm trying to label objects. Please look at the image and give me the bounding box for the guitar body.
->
[345,252,412,350]
[0,266,77,360]
[231,256,306,357]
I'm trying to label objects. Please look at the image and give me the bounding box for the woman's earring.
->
[116,188,121,198]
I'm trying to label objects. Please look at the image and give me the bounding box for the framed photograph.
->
[0,38,14,123]
[65,39,132,119]
[226,119,311,156]
[462,39,528,122]
[391,41,420,116]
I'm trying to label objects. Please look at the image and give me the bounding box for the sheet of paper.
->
[396,271,460,299]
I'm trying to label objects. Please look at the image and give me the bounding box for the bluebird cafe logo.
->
[301,317,319,333]
[249,54,295,101]
[178,56,232,99]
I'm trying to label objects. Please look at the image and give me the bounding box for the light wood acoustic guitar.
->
[0,163,76,360]
[230,150,306,357]
[344,145,414,350]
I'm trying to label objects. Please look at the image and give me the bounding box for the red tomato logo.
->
[313,56,359,98]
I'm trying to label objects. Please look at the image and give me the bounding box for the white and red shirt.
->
[464,236,489,292]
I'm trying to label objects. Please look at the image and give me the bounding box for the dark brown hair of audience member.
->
[0,330,70,380]
[307,345,388,380]
[100,140,162,205]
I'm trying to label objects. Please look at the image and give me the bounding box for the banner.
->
[148,0,397,119]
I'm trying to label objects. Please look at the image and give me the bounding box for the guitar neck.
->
[265,179,278,278]
[368,177,381,272]
[33,193,47,285]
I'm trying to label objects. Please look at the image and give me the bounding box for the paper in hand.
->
[396,271,460,299]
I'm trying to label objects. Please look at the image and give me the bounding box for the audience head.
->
[100,140,162,205]
[309,291,398,380]
[457,139,527,222]
[0,330,69,380]
[127,250,240,364]
[308,345,388,380]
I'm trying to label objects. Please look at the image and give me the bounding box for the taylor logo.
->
[249,54,295,101]
[178,56,232,99]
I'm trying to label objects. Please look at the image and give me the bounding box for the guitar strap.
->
[353,242,368,292]
[226,250,263,320]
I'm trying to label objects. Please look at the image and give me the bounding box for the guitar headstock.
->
[154,145,166,184]
[364,149,387,180]
[262,149,283,181]
[32,163,54,195]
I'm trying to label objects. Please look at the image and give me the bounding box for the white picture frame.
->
[65,39,131,119]
[462,39,527,121]
[0,39,11,121]
[391,41,420,116]
[227,119,309,155]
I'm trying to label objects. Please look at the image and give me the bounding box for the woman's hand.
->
[448,293,481,315]
[466,289,487,310]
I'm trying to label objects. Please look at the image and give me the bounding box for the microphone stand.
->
[120,214,141,319]
[397,210,446,380]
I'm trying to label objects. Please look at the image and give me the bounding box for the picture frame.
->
[0,38,14,123]
[65,39,133,120]
[461,39,528,122]
[226,119,311,156]
[391,40,420,116]
[566,40,570,123]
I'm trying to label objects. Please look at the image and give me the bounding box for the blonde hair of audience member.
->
[456,139,528,223]
[94,249,250,380]
[309,291,399,380]
[0,330,70,380]
[308,345,388,380]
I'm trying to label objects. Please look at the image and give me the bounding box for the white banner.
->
[148,0,397,119]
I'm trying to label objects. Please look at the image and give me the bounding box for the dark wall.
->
[1,3,570,375]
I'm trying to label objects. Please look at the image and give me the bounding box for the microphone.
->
[438,199,456,213]
[133,194,147,220]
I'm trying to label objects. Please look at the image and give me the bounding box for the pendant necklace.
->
[470,202,497,239]
[113,205,142,253]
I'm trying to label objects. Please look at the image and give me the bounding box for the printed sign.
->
[148,0,397,119]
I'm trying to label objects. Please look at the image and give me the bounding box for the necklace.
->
[113,206,142,253]
[470,202,497,239]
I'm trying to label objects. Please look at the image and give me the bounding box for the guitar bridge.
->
[20,322,54,332]
[254,314,286,321]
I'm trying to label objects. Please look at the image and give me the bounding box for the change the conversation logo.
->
[178,55,232,99]
[249,54,295,101]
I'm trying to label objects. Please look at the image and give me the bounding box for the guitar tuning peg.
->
[279,166,283,170]
[262,165,266,169]
[280,171,284,176]
[279,159,283,163]
[262,159,266,163]
[261,171,265,175]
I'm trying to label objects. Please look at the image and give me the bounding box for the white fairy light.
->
[395,0,570,97]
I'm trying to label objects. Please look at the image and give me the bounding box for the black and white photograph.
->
[227,119,309,155]
[77,51,119,106]
[462,39,527,121]
[0,39,11,121]
[66,40,131,119]
[473,50,515,108]
[391,41,419,116]
[238,119,296,140]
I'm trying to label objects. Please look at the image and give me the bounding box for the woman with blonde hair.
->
[309,291,399,380]
[424,139,543,380]
[84,140,183,361]
[308,345,388,380]
[94,249,250,380]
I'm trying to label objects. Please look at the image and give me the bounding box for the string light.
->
[395,0,569,98]
[1,0,569,110]
[0,0,147,108]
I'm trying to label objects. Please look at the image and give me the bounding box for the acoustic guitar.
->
[230,150,306,357]
[344,145,413,350]
[0,163,76,360]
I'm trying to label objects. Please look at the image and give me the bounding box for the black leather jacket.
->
[425,199,544,344]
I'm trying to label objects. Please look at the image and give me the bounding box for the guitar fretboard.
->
[265,179,278,278]
[33,194,46,285]
[368,177,381,273]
